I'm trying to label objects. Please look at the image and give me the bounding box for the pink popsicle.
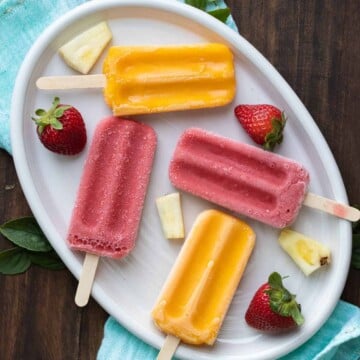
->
[169,128,309,228]
[67,116,157,258]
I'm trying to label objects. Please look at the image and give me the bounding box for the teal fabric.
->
[98,301,360,360]
[0,1,359,359]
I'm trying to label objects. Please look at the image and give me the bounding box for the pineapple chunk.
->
[59,21,112,74]
[156,193,185,239]
[278,229,331,276]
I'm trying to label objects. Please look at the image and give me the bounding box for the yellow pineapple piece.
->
[278,229,331,276]
[59,21,112,74]
[156,193,185,239]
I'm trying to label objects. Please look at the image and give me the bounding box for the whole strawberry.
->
[32,97,86,155]
[234,104,286,151]
[245,272,304,332]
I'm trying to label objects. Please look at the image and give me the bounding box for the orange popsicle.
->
[152,209,255,357]
[103,43,236,115]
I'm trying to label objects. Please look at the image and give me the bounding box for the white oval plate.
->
[11,1,351,359]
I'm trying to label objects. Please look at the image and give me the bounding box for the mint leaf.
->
[0,217,65,274]
[0,248,31,275]
[185,1,231,23]
[0,217,52,252]
[29,251,65,270]
[207,8,231,22]
[185,0,207,10]
[0,248,65,274]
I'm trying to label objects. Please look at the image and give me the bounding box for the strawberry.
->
[245,272,304,332]
[32,97,86,155]
[234,104,286,151]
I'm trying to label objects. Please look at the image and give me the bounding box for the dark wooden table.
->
[0,1,359,359]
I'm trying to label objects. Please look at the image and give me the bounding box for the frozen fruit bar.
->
[152,209,255,345]
[102,43,236,115]
[67,117,157,258]
[169,128,310,228]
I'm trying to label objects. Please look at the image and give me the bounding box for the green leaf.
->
[50,118,63,130]
[35,109,46,116]
[268,272,283,289]
[29,251,65,270]
[52,97,60,109]
[207,8,231,23]
[53,105,71,119]
[0,248,31,275]
[0,216,66,274]
[0,217,52,252]
[185,0,207,10]
[53,107,65,118]
[185,1,231,24]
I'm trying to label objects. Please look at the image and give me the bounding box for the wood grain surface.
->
[0,1,359,359]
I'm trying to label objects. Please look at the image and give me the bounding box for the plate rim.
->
[10,0,352,359]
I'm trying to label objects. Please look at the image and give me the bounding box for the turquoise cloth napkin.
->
[98,301,360,360]
[0,1,359,359]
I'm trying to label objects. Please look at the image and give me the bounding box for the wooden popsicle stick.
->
[157,335,181,360]
[36,74,105,90]
[74,253,100,307]
[303,192,360,222]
